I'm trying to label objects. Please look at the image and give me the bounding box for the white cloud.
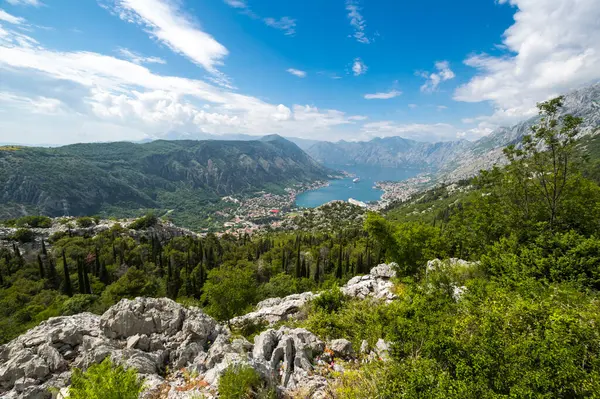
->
[364,90,401,100]
[408,104,418,109]
[454,0,600,128]
[0,9,25,24]
[223,0,246,8]
[348,115,368,121]
[223,0,296,36]
[419,61,455,92]
[346,0,370,44]
[352,58,367,76]
[437,105,448,110]
[263,17,296,36]
[5,0,43,6]
[106,0,228,76]
[0,26,360,143]
[287,68,306,78]
[361,121,457,141]
[0,92,63,114]
[117,48,166,65]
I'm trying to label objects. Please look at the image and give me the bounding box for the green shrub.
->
[76,217,95,228]
[129,213,158,230]
[312,286,345,313]
[12,228,35,243]
[15,215,52,228]
[69,357,144,399]
[218,364,275,399]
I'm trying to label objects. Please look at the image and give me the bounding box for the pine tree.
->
[37,254,45,279]
[62,250,73,297]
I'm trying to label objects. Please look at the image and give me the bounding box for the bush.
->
[76,217,95,228]
[15,215,52,228]
[69,357,144,399]
[312,286,345,313]
[12,228,35,243]
[129,213,158,230]
[218,364,275,399]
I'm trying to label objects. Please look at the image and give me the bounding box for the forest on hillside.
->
[1,98,600,398]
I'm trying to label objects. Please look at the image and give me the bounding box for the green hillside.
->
[0,136,331,228]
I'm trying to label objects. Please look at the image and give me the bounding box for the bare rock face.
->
[342,263,398,301]
[0,264,403,398]
[0,298,225,399]
[230,292,316,328]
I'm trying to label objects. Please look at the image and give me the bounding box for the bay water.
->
[295,164,420,208]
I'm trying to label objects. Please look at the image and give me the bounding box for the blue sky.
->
[0,0,599,145]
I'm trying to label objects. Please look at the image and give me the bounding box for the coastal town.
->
[216,171,433,236]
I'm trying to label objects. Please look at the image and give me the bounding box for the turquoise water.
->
[295,164,420,208]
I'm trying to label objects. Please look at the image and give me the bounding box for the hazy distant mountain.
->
[0,136,331,219]
[307,83,600,180]
[306,136,470,170]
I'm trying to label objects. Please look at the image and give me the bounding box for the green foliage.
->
[76,217,95,228]
[202,263,257,322]
[12,215,52,228]
[129,213,158,230]
[69,357,144,399]
[11,228,35,243]
[311,286,345,313]
[218,364,275,399]
[365,213,445,275]
[100,268,164,309]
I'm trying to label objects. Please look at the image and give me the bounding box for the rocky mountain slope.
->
[0,135,331,220]
[306,136,470,170]
[0,264,402,399]
[306,82,600,180]
[439,82,600,181]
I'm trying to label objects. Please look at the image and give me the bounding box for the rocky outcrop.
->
[0,264,402,398]
[232,263,398,329]
[0,298,226,399]
[0,298,340,399]
[230,292,316,328]
[342,263,398,301]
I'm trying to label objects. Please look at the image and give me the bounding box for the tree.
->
[62,250,73,297]
[37,254,45,279]
[202,262,257,325]
[504,96,583,230]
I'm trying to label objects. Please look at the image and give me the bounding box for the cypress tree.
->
[62,251,73,297]
[314,256,320,284]
[37,254,45,279]
[336,244,343,279]
[83,263,91,294]
[99,261,109,285]
[295,245,301,278]
[94,247,101,277]
[77,258,85,294]
[41,239,47,256]
[0,265,3,286]
[45,257,58,289]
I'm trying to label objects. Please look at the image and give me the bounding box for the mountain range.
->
[306,82,600,180]
[0,135,331,221]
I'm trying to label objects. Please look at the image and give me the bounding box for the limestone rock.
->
[328,339,354,359]
[230,292,316,327]
[342,263,398,301]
